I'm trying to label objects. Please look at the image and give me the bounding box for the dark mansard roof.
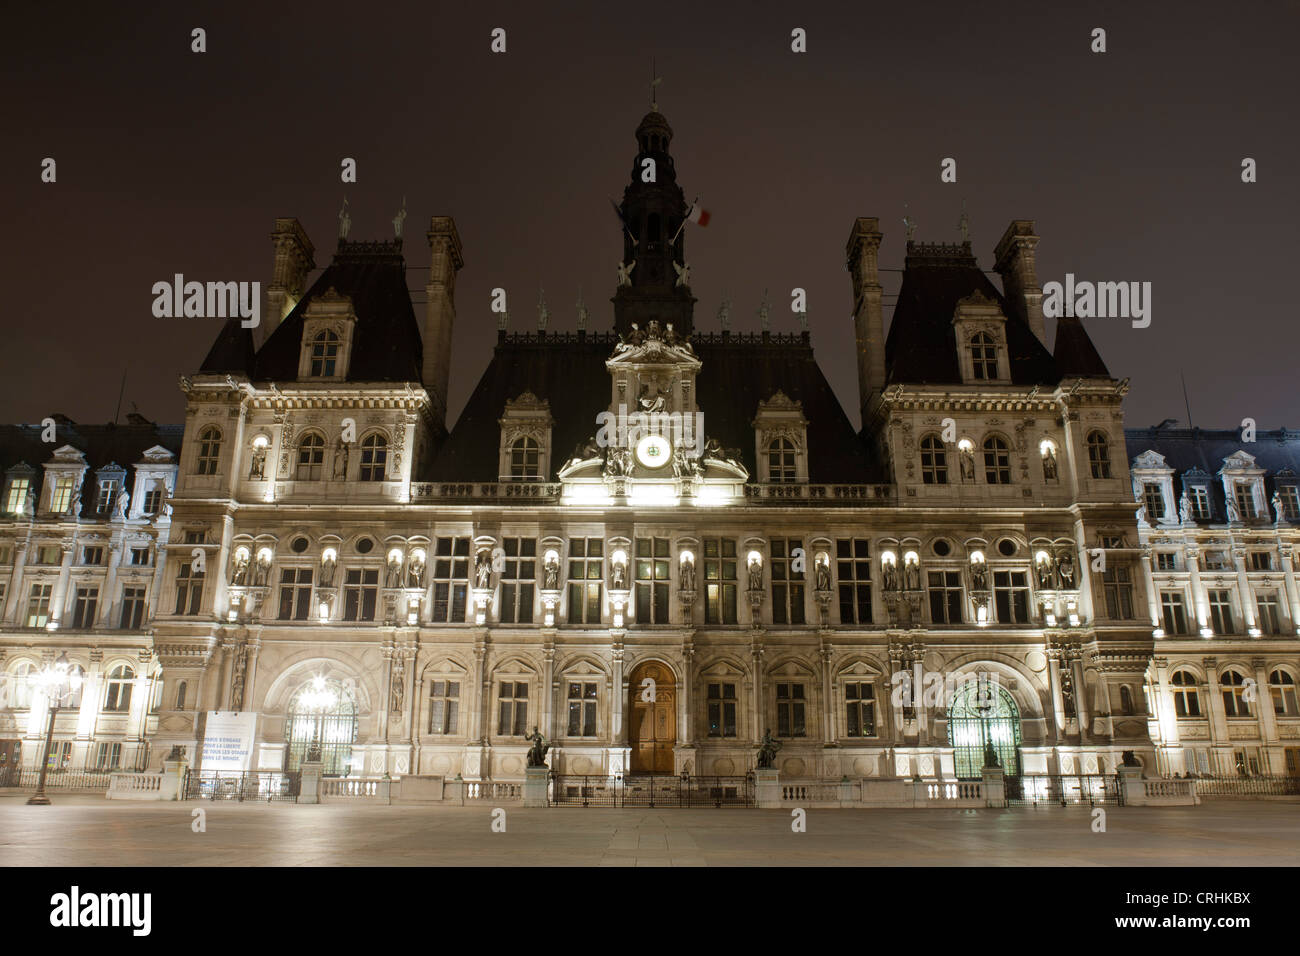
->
[201,240,423,383]
[1125,425,1300,516]
[425,331,882,483]
[0,421,184,517]
[885,241,1106,386]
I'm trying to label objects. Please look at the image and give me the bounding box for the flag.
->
[687,200,711,227]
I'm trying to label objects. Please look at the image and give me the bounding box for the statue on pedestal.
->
[756,729,782,769]
[680,554,696,591]
[524,726,549,768]
[542,552,560,591]
[474,551,493,589]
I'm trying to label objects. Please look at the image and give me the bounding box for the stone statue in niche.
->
[474,551,493,589]
[638,381,665,413]
[1056,551,1075,589]
[970,560,988,592]
[611,559,628,591]
[333,442,349,480]
[814,556,831,592]
[1225,494,1241,523]
[249,445,266,479]
[1042,445,1058,480]
[1035,556,1054,590]
[883,560,899,592]
[680,553,696,591]
[959,447,975,482]
[904,559,920,592]
[230,645,247,711]
[252,552,271,587]
[115,489,130,518]
[385,554,402,588]
[232,551,250,586]
[390,658,405,714]
[747,555,763,591]
[542,553,560,590]
[406,552,425,589]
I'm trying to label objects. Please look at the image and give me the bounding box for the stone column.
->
[1072,658,1091,739]
[541,637,556,742]
[750,634,765,744]
[1232,548,1258,633]
[610,637,626,746]
[1279,547,1300,634]
[820,639,836,745]
[1251,657,1279,772]
[680,635,696,747]
[1202,658,1229,772]
[1140,546,1162,631]
[1186,546,1209,633]
[1151,657,1183,775]
[1046,650,1067,735]
[49,542,75,627]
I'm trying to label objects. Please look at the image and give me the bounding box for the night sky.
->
[7,0,1297,432]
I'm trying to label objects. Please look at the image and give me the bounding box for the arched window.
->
[647,213,661,243]
[948,678,1022,778]
[176,680,188,711]
[1118,685,1135,715]
[1087,431,1111,478]
[297,433,325,480]
[1221,669,1252,717]
[1270,670,1298,716]
[510,436,540,478]
[286,677,358,774]
[359,433,387,482]
[767,438,797,483]
[66,664,86,709]
[8,661,36,710]
[920,435,947,484]
[196,426,222,475]
[310,330,340,377]
[982,435,1011,484]
[1170,670,1200,717]
[969,332,998,380]
[104,664,136,713]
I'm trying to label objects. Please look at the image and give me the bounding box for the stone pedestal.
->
[299,760,323,805]
[755,767,781,808]
[160,759,188,801]
[1117,765,1144,806]
[981,766,1005,808]
[523,766,549,807]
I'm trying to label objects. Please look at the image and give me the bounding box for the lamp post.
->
[298,676,338,767]
[27,652,83,806]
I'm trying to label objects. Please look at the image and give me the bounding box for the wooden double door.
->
[628,662,675,773]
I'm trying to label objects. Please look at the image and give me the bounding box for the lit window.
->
[1170,670,1200,717]
[1087,431,1111,479]
[1221,670,1252,717]
[920,435,947,484]
[845,682,875,737]
[767,438,797,483]
[429,680,460,734]
[566,682,597,737]
[497,682,528,736]
[26,584,52,628]
[982,436,1011,484]
[195,426,222,475]
[969,332,998,380]
[359,434,387,482]
[4,477,30,514]
[104,664,136,713]
[1270,670,1298,717]
[296,434,325,481]
[49,475,75,513]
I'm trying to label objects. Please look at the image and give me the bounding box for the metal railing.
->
[183,770,300,802]
[549,773,753,808]
[1193,775,1300,798]
[1005,773,1121,806]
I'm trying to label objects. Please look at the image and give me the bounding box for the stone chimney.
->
[424,216,464,432]
[846,218,885,414]
[263,218,315,347]
[993,220,1045,344]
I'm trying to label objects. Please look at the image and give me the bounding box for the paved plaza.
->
[1,796,1296,866]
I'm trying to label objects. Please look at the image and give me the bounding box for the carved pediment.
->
[49,444,87,464]
[1131,449,1169,471]
[139,445,176,464]
[1220,451,1261,473]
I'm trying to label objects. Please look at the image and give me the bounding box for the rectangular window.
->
[566,681,598,737]
[567,538,603,625]
[1208,590,1235,635]
[130,547,151,566]
[993,570,1030,624]
[81,546,104,566]
[94,742,122,771]
[431,536,470,624]
[36,545,60,565]
[927,570,963,624]
[1203,551,1230,572]
[276,568,312,621]
[143,483,165,515]
[704,538,738,624]
[49,475,75,513]
[46,740,72,770]
[1160,592,1189,635]
[4,477,30,514]
[26,583,53,628]
[776,682,806,737]
[343,569,378,622]
[0,544,11,564]
[1256,592,1281,635]
[498,537,536,624]
[1189,485,1211,520]
[71,587,99,628]
[1249,551,1273,571]
[845,682,876,737]
[428,680,459,735]
[183,530,206,545]
[1155,552,1177,571]
[174,562,205,616]
[120,586,146,629]
[96,479,120,516]
[707,682,737,738]
[634,537,671,624]
[769,538,805,626]
[1102,565,1134,620]
[836,538,872,625]
[1280,487,1300,521]
[1233,482,1257,519]
[497,682,528,736]
[1142,482,1165,520]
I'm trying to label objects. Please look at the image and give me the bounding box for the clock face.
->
[635,434,672,469]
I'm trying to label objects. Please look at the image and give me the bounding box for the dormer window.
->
[1189,485,1211,519]
[4,469,32,514]
[1087,430,1112,478]
[1278,482,1300,521]
[49,474,75,513]
[310,330,339,376]
[142,481,165,515]
[297,433,326,480]
[96,477,120,515]
[1232,481,1257,520]
[969,332,999,380]
[359,433,388,482]
[1141,482,1165,521]
[510,436,541,478]
[195,426,222,475]
[767,438,797,483]
[1218,451,1266,523]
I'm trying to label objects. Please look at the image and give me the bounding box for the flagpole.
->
[670,198,697,245]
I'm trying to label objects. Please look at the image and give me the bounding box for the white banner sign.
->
[200,711,257,771]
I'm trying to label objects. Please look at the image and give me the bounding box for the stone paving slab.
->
[0,795,1296,866]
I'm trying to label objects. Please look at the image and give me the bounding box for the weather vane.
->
[958,199,970,243]
[649,57,662,111]
[902,203,916,242]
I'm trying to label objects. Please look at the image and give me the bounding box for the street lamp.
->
[26,652,83,806]
[298,676,338,765]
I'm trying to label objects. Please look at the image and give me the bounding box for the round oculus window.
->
[355,537,374,554]
[635,434,673,469]
[997,538,1018,557]
[290,536,309,554]
[932,539,951,557]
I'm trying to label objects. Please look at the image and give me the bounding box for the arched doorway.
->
[948,676,1022,779]
[628,662,675,773]
[285,677,358,775]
